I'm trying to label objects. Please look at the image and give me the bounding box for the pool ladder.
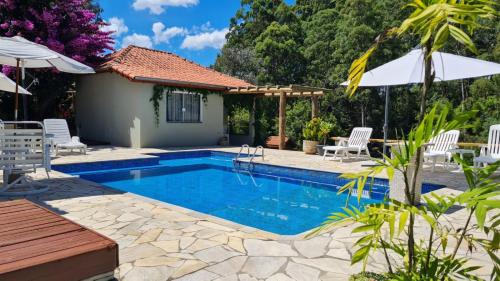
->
[234,144,264,171]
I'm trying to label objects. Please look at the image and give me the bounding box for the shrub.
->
[303,117,335,143]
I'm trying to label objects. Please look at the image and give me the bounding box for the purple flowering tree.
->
[0,0,114,120]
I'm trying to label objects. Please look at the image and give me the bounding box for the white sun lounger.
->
[322,127,373,162]
[43,119,87,155]
[474,124,500,168]
[0,121,51,195]
[424,130,460,172]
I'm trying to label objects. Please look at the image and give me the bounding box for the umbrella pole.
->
[14,58,20,121]
[382,86,390,158]
[22,66,28,121]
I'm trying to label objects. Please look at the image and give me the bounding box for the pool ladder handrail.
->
[249,145,264,164]
[236,144,250,161]
[234,144,265,171]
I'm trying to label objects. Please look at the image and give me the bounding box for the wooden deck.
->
[0,199,118,281]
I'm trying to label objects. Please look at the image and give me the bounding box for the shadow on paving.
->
[0,176,125,215]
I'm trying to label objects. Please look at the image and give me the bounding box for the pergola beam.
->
[227,85,328,97]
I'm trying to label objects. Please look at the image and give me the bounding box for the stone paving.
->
[0,146,492,281]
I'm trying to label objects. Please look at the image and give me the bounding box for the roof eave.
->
[133,76,232,91]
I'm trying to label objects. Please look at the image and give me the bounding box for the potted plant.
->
[316,120,334,156]
[302,118,322,154]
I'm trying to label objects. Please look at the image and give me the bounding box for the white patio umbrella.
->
[342,48,500,155]
[0,72,31,95]
[0,36,95,120]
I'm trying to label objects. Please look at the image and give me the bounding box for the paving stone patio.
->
[0,146,492,281]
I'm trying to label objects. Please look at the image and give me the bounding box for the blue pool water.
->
[54,151,443,235]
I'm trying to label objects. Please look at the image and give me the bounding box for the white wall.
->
[76,72,224,148]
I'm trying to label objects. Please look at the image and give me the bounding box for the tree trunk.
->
[407,40,435,273]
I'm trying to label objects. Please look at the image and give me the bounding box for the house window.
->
[166,92,202,123]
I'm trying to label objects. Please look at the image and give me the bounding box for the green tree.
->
[214,46,261,84]
[255,21,306,84]
[294,0,333,21]
[459,77,500,142]
[227,0,286,48]
[217,0,499,148]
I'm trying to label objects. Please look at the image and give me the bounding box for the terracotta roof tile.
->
[98,46,253,90]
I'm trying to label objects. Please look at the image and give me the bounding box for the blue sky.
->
[98,0,294,66]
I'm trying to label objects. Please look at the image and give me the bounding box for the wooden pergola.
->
[226,85,328,150]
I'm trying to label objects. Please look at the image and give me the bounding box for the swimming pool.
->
[53,151,443,235]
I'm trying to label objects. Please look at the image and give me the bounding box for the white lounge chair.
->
[43,119,87,155]
[424,130,460,172]
[0,121,51,195]
[474,124,500,168]
[322,127,373,162]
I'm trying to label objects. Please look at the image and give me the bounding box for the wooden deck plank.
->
[0,222,82,247]
[0,243,118,281]
[0,215,66,233]
[0,211,55,226]
[0,199,118,281]
[0,232,105,265]
[0,219,77,236]
[0,200,33,208]
[0,203,37,215]
[0,208,49,222]
[0,230,91,253]
[0,240,114,272]
[0,212,55,226]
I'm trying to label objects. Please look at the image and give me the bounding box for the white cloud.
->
[152,22,187,44]
[190,21,214,33]
[101,17,129,37]
[122,33,153,49]
[181,28,229,50]
[132,0,199,15]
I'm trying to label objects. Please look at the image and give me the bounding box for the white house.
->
[76,46,252,148]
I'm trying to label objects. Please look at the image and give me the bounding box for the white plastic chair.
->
[474,124,500,167]
[424,130,460,172]
[0,121,51,195]
[43,119,86,155]
[322,127,373,162]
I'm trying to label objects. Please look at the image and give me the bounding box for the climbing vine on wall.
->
[150,85,222,126]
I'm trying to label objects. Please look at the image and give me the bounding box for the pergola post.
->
[249,96,256,146]
[279,92,286,150]
[311,96,319,119]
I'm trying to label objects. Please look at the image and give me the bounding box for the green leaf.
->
[386,166,395,180]
[352,224,377,233]
[347,46,377,96]
[475,202,487,229]
[351,245,371,265]
[388,214,395,239]
[449,24,478,54]
[399,211,409,234]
